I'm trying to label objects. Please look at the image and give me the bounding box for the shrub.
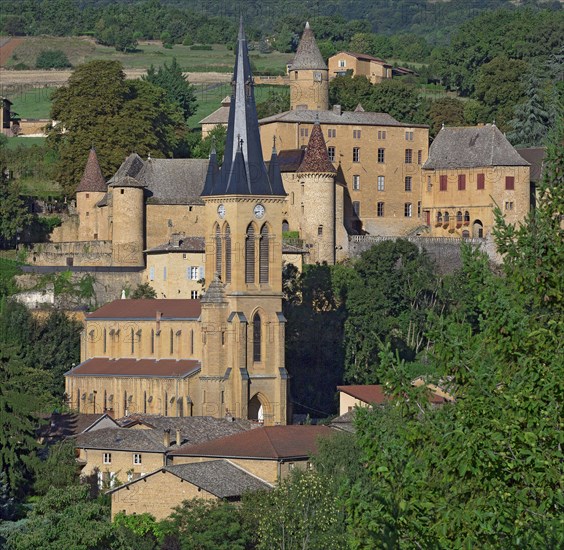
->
[36,50,72,69]
[190,45,213,51]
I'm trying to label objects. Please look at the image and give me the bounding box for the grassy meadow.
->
[7,37,292,74]
[9,88,55,119]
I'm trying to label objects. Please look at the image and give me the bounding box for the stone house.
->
[422,125,531,238]
[328,51,392,84]
[168,424,335,484]
[108,460,272,520]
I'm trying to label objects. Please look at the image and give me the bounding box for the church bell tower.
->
[199,18,289,425]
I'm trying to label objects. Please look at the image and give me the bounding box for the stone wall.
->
[348,235,499,274]
[27,240,113,267]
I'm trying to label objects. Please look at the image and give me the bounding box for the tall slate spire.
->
[76,147,107,193]
[202,18,285,196]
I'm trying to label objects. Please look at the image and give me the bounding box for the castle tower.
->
[200,18,289,425]
[108,175,145,267]
[76,148,108,241]
[297,120,337,264]
[289,22,329,111]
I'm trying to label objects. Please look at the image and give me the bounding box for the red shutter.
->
[505,176,515,190]
[477,173,485,190]
[440,175,448,191]
[458,174,466,191]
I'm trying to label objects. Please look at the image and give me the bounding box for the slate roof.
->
[145,236,206,254]
[516,147,546,182]
[260,109,426,128]
[330,411,356,433]
[107,153,145,185]
[117,415,255,445]
[76,148,107,193]
[107,460,272,498]
[199,96,231,125]
[290,22,327,71]
[137,158,209,205]
[170,425,334,459]
[297,122,336,174]
[76,426,170,452]
[423,124,531,170]
[269,149,305,172]
[87,299,201,319]
[107,175,145,188]
[39,413,118,441]
[202,19,285,196]
[66,358,201,379]
[201,274,227,304]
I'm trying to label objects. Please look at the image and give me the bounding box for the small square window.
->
[353,147,360,162]
[505,201,514,211]
[377,148,385,163]
[405,131,414,141]
[328,129,336,138]
[133,453,142,465]
[378,130,386,140]
[103,453,112,465]
[191,290,198,299]
[353,129,361,139]
[85,193,89,198]
[353,175,360,190]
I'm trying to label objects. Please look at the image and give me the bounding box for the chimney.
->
[163,429,171,447]
[332,104,342,115]
[176,429,181,446]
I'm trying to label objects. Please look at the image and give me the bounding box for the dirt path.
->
[0,37,24,66]
[0,68,231,88]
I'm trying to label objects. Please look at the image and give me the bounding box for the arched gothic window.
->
[259,224,269,284]
[215,225,222,279]
[464,211,470,223]
[245,224,255,284]
[456,211,463,223]
[437,211,443,223]
[444,211,450,223]
[224,224,231,283]
[282,220,289,233]
[253,313,261,362]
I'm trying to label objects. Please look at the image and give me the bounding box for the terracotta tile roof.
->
[297,122,337,174]
[290,22,327,71]
[87,299,201,319]
[66,358,201,379]
[423,124,530,170]
[76,148,107,193]
[338,385,388,404]
[170,425,334,459]
[107,460,272,498]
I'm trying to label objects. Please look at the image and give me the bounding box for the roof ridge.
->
[262,427,280,457]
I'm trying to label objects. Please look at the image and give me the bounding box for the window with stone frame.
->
[377,202,385,217]
[377,148,385,163]
[404,203,412,217]
[327,146,335,161]
[405,149,413,163]
[353,147,360,162]
[377,175,385,191]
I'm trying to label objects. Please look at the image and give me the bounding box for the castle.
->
[35,22,532,301]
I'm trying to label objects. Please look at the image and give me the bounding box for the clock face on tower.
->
[217,204,226,219]
[253,204,265,219]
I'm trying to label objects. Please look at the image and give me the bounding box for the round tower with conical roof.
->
[297,120,337,264]
[109,175,145,266]
[289,22,329,111]
[76,148,109,241]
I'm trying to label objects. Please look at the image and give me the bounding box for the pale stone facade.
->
[328,52,392,84]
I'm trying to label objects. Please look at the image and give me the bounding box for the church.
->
[65,21,290,425]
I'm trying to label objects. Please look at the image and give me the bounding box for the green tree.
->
[0,176,33,246]
[130,283,157,299]
[7,484,114,550]
[473,55,529,131]
[250,470,346,550]
[49,60,184,196]
[365,79,427,124]
[329,75,373,111]
[428,97,466,137]
[34,441,79,495]
[188,124,227,161]
[507,72,554,147]
[256,89,290,119]
[35,49,71,69]
[143,58,198,122]
[344,240,439,384]
[160,498,251,550]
